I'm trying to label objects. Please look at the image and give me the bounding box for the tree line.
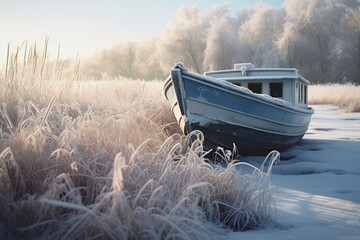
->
[81,0,360,84]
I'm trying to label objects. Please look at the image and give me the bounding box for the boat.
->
[163,62,314,153]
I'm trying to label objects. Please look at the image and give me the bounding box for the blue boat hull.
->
[163,64,314,153]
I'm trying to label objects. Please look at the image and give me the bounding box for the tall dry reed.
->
[309,84,360,112]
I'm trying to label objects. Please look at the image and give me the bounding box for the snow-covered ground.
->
[228,105,360,240]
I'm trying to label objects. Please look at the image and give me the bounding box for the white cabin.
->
[204,63,310,108]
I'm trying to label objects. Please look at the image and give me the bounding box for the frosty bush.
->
[0,124,278,239]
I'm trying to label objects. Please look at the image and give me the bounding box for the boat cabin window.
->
[269,82,283,98]
[297,81,308,104]
[248,83,262,94]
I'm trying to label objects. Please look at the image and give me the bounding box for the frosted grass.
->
[0,49,278,238]
[309,84,360,112]
[0,96,279,238]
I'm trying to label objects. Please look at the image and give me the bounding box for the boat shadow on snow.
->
[242,138,360,176]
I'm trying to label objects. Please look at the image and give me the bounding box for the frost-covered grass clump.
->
[0,97,278,239]
[0,43,278,239]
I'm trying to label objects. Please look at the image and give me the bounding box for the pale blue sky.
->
[0,0,284,63]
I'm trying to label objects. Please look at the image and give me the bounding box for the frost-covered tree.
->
[203,3,241,70]
[348,1,360,72]
[278,0,349,82]
[81,42,137,79]
[155,6,209,73]
[237,4,285,67]
[328,0,360,83]
[203,17,240,71]
[134,37,165,80]
[276,0,306,68]
[90,45,123,78]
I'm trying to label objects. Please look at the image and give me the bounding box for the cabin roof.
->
[204,68,310,85]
